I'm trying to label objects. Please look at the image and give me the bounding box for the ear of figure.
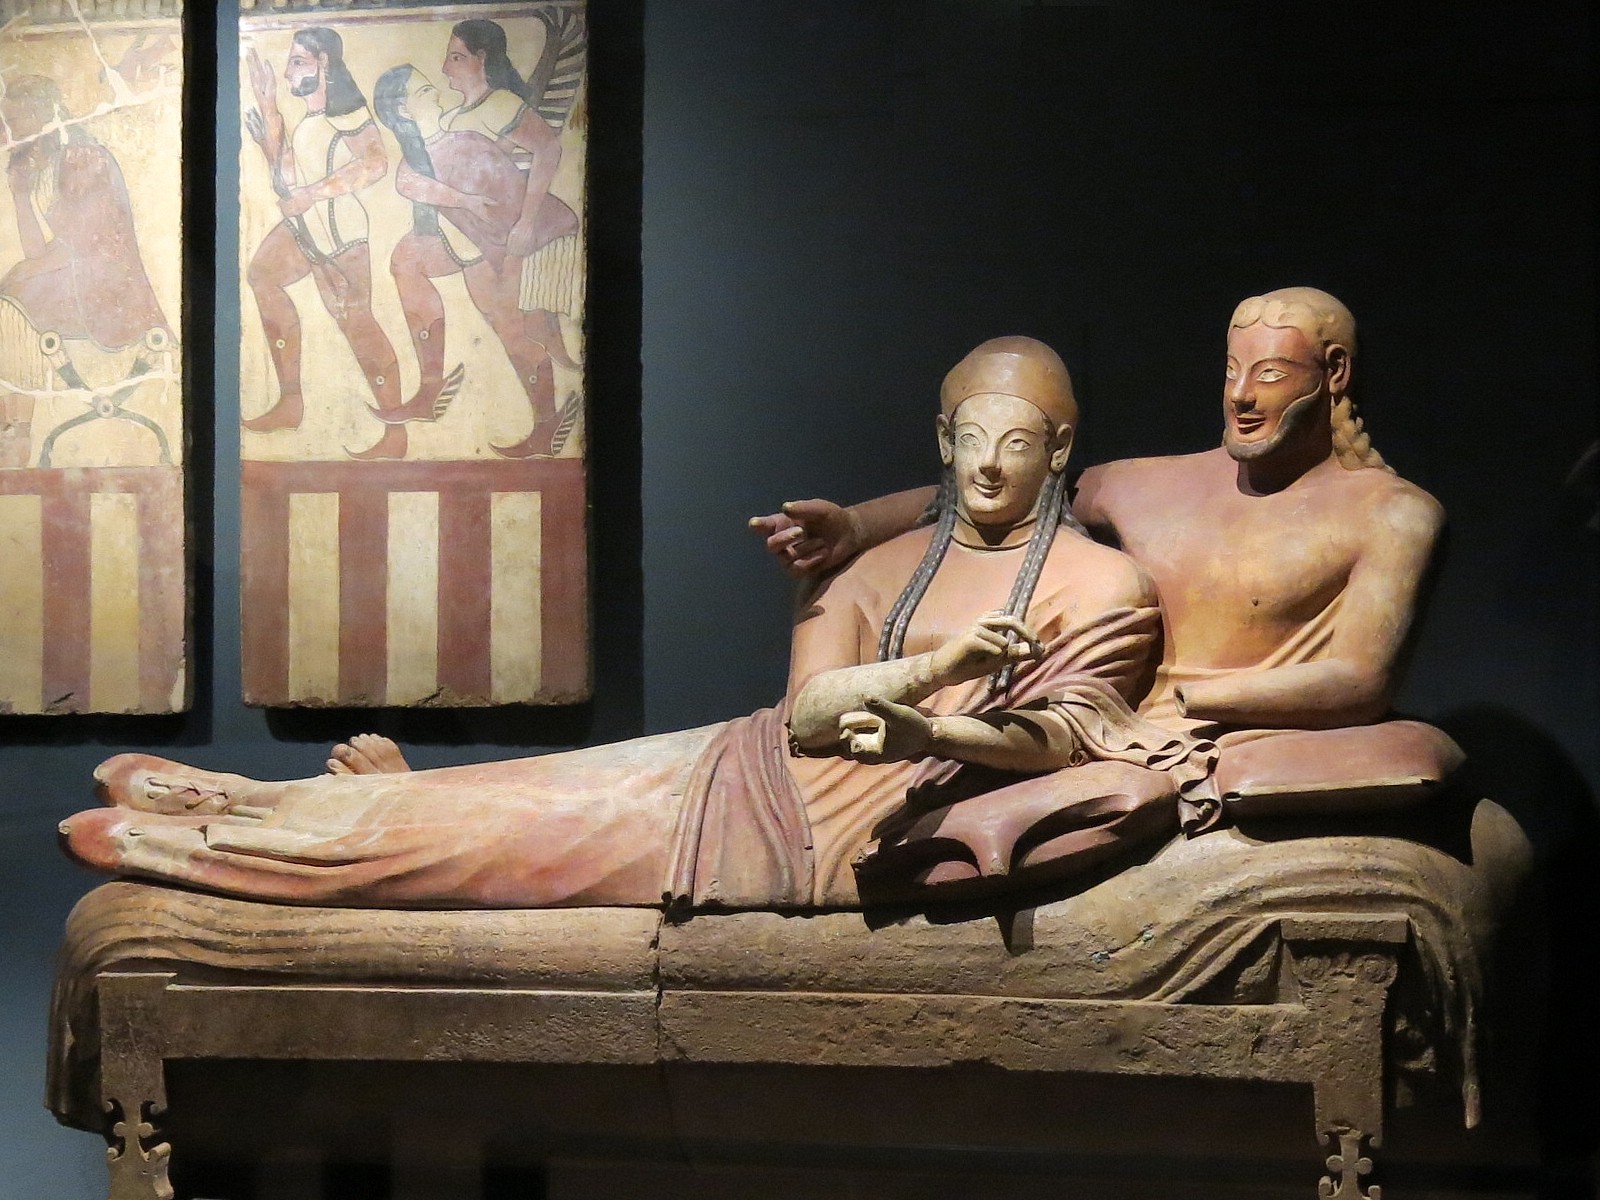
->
[1324,344,1353,395]
[1050,422,1074,473]
[936,414,954,466]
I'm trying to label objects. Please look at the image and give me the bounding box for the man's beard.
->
[290,69,321,98]
[1223,384,1325,462]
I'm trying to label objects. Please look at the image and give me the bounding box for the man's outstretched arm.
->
[751,487,935,577]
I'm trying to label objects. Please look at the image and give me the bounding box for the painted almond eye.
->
[957,431,981,448]
[1257,367,1286,382]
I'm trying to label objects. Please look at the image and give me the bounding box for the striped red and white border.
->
[241,458,589,707]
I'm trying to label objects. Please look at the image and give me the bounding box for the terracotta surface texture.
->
[237,2,589,706]
[65,336,1227,910]
[62,301,1481,909]
[760,288,1458,869]
[0,2,187,714]
[49,792,1532,1196]
[50,296,1543,1198]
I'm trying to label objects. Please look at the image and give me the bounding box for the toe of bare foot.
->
[327,743,364,774]
[353,733,412,773]
[327,733,412,774]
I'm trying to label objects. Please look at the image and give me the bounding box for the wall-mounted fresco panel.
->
[238,0,589,707]
[0,0,187,715]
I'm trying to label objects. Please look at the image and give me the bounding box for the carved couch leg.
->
[104,1095,173,1200]
[1318,1129,1379,1200]
[1281,915,1408,1200]
[99,973,176,1200]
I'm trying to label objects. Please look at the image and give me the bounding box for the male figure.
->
[757,289,1445,778]
[242,29,406,459]
[64,338,1210,908]
[1072,288,1442,741]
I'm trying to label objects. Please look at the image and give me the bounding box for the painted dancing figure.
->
[243,28,407,460]
[366,18,583,459]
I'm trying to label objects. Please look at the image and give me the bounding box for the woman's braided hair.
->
[878,337,1083,695]
[1230,287,1391,473]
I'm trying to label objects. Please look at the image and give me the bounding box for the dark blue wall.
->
[5,3,1595,1194]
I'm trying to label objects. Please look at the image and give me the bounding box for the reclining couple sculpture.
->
[58,286,1460,909]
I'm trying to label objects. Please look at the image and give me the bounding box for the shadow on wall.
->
[1435,704,1600,1193]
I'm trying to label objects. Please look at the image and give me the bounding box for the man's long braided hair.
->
[877,388,1083,694]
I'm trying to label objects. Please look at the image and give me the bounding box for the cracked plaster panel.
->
[0,0,187,714]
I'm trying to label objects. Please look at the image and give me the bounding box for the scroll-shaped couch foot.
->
[1319,1129,1379,1200]
[105,1096,173,1200]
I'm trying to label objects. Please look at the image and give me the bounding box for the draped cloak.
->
[668,521,1217,908]
[0,139,169,351]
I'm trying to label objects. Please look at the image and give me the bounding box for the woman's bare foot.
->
[326,733,412,775]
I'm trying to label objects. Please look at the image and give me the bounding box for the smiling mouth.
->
[1231,413,1267,436]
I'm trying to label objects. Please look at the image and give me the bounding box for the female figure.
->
[64,339,1211,909]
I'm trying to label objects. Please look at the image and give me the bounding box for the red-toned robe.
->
[2,139,169,349]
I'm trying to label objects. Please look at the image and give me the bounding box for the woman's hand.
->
[928,612,1044,687]
[837,697,934,764]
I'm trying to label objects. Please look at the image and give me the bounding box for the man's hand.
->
[837,696,934,764]
[278,187,315,218]
[749,498,863,578]
[929,612,1044,687]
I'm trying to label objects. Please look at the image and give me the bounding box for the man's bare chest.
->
[1111,491,1355,629]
